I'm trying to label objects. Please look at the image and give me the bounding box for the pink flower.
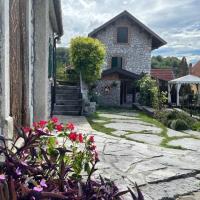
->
[16,167,22,175]
[33,185,43,192]
[78,133,83,143]
[68,132,77,141]
[23,127,31,134]
[51,117,58,124]
[39,120,47,128]
[21,161,28,166]
[56,124,63,132]
[0,174,5,181]
[89,135,94,143]
[40,179,47,188]
[90,144,96,151]
[67,122,75,130]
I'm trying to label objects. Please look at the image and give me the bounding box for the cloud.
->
[60,0,200,64]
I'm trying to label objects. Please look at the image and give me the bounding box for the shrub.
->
[70,36,105,84]
[170,119,189,130]
[155,110,196,130]
[192,122,200,132]
[0,118,142,200]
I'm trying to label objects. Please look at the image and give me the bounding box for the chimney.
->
[189,63,192,75]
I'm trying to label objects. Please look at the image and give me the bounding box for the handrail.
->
[79,72,84,115]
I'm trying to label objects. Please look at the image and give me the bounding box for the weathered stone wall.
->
[95,17,152,75]
[95,80,121,106]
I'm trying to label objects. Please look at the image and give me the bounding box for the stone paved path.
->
[56,112,200,200]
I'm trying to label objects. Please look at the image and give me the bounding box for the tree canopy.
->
[70,36,105,84]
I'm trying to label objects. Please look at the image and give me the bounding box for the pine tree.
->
[177,57,188,77]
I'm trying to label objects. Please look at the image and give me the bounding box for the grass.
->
[87,107,199,150]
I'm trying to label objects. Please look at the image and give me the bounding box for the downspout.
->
[51,35,59,117]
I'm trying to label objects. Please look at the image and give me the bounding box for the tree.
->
[56,47,70,80]
[70,37,105,84]
[56,47,70,65]
[177,56,189,77]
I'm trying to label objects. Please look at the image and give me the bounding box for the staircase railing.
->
[79,72,84,115]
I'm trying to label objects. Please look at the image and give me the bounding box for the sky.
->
[60,0,200,64]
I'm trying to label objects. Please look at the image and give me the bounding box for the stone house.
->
[0,0,63,138]
[89,11,166,106]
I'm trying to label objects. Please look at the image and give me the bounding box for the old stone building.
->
[89,11,166,106]
[0,0,63,138]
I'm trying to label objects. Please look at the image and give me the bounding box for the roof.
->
[151,68,175,81]
[169,74,200,84]
[192,60,200,77]
[49,0,63,37]
[88,10,167,50]
[102,68,139,79]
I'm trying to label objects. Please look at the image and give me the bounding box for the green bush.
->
[170,119,189,130]
[155,110,197,130]
[70,36,105,84]
[192,122,200,132]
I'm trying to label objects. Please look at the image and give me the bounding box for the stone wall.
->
[95,17,152,75]
[95,80,121,106]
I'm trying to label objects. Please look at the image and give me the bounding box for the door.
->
[120,81,127,105]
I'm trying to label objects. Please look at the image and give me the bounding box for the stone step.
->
[54,105,82,111]
[53,110,81,116]
[56,99,82,105]
[56,94,81,101]
[56,85,80,90]
[56,89,80,95]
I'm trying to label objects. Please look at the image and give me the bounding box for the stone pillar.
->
[176,83,181,106]
[168,84,172,104]
[0,0,13,139]
[33,0,49,121]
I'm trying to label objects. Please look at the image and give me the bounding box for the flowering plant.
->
[0,117,143,200]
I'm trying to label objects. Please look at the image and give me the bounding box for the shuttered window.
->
[117,27,128,43]
[111,57,123,68]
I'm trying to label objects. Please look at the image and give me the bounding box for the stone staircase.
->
[53,83,82,116]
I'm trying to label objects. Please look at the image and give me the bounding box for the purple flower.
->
[16,167,22,175]
[40,179,47,188]
[0,174,5,181]
[21,161,28,166]
[33,186,43,192]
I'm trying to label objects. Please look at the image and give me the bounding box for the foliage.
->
[192,122,200,132]
[137,75,167,110]
[176,56,189,77]
[155,110,197,130]
[65,69,79,83]
[56,47,70,65]
[0,118,142,200]
[170,119,189,130]
[151,56,181,70]
[137,75,158,108]
[70,37,106,84]
[56,47,70,81]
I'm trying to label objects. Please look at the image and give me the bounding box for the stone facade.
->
[95,80,121,106]
[95,17,152,75]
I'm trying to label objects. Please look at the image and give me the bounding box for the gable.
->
[89,10,166,50]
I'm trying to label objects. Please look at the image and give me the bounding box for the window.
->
[111,57,122,68]
[117,27,128,43]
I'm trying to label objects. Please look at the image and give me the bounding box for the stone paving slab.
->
[56,115,200,200]
[111,130,128,136]
[105,122,162,133]
[98,113,137,119]
[127,134,163,145]
[184,130,200,138]
[167,128,187,137]
[168,138,200,152]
